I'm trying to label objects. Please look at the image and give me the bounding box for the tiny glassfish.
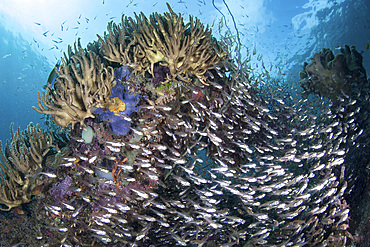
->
[129,127,143,136]
[135,223,151,241]
[61,202,75,211]
[39,172,57,178]
[207,130,223,146]
[115,203,130,212]
[172,175,191,186]
[72,205,84,217]
[89,228,107,236]
[171,233,187,246]
[131,188,149,199]
[106,141,125,147]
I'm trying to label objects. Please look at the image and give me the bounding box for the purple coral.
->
[114,65,131,81]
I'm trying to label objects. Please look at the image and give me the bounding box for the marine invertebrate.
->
[299,45,367,99]
[93,80,140,135]
[98,3,226,85]
[33,47,115,129]
[92,66,140,135]
[0,123,53,211]
[152,65,170,85]
[154,81,176,105]
[101,96,126,116]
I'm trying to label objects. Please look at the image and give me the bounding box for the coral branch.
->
[33,48,116,129]
[0,123,53,211]
[98,3,226,85]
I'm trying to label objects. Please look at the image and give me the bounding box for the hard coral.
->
[33,47,116,129]
[299,45,367,99]
[98,3,226,85]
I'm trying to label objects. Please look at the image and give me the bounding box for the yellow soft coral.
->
[99,4,226,86]
[33,46,115,129]
[0,123,53,211]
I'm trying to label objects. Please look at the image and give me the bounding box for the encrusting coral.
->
[98,3,226,85]
[33,46,116,129]
[0,123,53,211]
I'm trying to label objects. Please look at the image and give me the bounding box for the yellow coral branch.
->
[33,48,115,129]
[0,123,53,211]
[98,3,226,86]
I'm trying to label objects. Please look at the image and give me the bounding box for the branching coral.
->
[98,3,226,85]
[0,123,53,211]
[33,47,116,129]
[299,45,367,99]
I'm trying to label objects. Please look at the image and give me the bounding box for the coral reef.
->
[299,45,367,99]
[2,5,368,247]
[98,3,226,85]
[33,47,116,129]
[33,56,356,246]
[0,123,53,211]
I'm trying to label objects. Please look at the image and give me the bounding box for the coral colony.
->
[0,4,369,246]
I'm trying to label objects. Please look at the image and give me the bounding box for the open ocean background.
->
[0,0,369,143]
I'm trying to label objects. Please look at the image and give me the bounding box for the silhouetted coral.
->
[299,45,367,100]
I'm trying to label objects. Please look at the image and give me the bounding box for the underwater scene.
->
[0,0,369,246]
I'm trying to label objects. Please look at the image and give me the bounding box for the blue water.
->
[0,22,50,143]
[0,0,369,143]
